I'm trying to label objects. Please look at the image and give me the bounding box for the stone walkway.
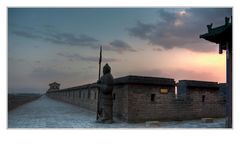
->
[8,95,226,128]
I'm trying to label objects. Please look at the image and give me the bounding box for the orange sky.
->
[109,47,226,83]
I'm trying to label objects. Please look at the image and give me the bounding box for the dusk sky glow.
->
[8,8,231,93]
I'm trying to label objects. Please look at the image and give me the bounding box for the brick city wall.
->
[112,84,129,121]
[47,84,99,111]
[46,76,226,122]
[47,83,129,119]
[127,84,176,122]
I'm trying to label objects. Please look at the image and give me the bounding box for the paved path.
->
[8,95,226,128]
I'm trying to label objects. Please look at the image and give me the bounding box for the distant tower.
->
[47,82,60,92]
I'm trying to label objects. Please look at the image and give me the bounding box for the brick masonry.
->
[46,75,226,123]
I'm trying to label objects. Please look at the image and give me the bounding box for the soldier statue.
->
[96,63,114,124]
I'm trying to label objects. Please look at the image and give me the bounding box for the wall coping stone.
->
[178,80,219,89]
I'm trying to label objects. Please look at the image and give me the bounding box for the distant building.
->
[47,82,60,92]
[46,75,226,122]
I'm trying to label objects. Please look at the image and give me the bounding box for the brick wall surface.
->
[46,77,226,123]
[112,85,129,121]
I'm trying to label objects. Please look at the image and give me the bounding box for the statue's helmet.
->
[103,63,111,74]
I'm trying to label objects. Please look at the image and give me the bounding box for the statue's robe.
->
[99,72,114,121]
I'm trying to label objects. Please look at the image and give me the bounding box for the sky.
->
[8,8,232,93]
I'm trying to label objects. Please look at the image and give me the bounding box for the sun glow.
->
[140,48,226,83]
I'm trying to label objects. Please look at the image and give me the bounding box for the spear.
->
[96,45,102,120]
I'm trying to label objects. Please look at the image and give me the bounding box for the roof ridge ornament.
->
[207,23,213,32]
[225,17,230,25]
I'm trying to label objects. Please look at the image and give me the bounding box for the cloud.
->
[126,21,155,40]
[128,8,232,52]
[103,40,136,53]
[10,25,99,48]
[110,40,136,52]
[31,67,67,79]
[153,47,164,52]
[44,33,99,48]
[57,52,119,62]
[11,25,137,53]
[12,30,43,39]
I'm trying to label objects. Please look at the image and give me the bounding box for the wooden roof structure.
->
[200,17,232,53]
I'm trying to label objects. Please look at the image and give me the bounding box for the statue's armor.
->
[98,64,114,123]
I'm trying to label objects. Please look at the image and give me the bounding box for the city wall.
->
[46,75,226,122]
